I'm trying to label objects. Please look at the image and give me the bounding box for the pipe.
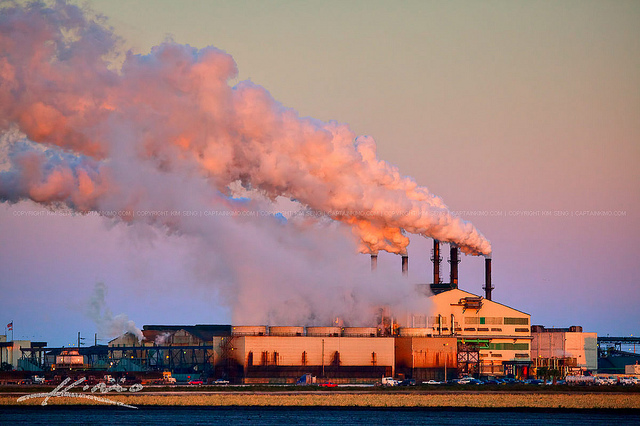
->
[371,254,378,272]
[449,244,459,288]
[432,240,441,284]
[401,255,408,276]
[484,258,493,300]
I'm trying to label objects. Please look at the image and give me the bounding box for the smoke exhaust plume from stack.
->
[86,282,143,341]
[0,2,490,325]
[0,2,491,258]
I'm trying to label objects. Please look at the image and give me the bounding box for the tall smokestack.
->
[449,244,459,289]
[401,255,408,276]
[371,254,378,272]
[484,258,493,300]
[431,240,441,284]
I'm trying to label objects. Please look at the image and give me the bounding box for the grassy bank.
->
[2,391,640,409]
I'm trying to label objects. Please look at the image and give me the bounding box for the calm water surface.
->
[1,407,639,425]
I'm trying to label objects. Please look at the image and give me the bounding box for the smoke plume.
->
[1,2,490,326]
[86,282,143,341]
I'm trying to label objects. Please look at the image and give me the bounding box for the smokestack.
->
[449,244,459,289]
[371,254,378,272]
[431,240,441,284]
[484,258,493,300]
[401,255,408,276]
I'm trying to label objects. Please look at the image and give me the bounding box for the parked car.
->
[187,380,204,385]
[212,379,229,385]
[381,377,398,386]
[425,380,443,385]
[398,379,416,386]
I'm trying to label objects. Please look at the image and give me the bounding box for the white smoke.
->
[1,1,486,326]
[86,282,143,341]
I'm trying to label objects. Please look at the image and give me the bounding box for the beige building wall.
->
[234,336,394,370]
[412,289,531,375]
[0,335,6,367]
[2,340,32,369]
[395,337,457,369]
[531,330,597,371]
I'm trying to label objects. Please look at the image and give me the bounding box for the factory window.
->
[261,351,268,366]
[301,351,307,366]
[480,353,489,358]
[464,328,476,332]
[478,328,489,332]
[504,317,529,325]
[491,328,502,332]
[492,353,503,358]
[273,352,279,366]
[371,352,377,366]
[515,353,529,358]
[247,351,253,367]
[488,343,529,351]
[465,317,479,325]
[515,328,529,333]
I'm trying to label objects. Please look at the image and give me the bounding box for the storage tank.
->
[306,327,341,337]
[398,328,431,337]
[342,327,378,337]
[269,326,304,336]
[231,326,267,336]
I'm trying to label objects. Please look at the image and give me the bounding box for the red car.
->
[319,382,337,387]
[188,380,204,385]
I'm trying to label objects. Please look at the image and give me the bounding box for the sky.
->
[0,0,638,347]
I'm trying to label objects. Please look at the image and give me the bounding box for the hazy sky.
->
[1,0,638,346]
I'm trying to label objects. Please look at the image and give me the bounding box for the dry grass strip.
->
[2,392,640,409]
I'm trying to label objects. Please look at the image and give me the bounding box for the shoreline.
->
[2,391,640,410]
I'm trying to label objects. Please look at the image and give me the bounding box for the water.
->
[0,407,638,425]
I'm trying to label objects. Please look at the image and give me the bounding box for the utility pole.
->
[321,339,325,378]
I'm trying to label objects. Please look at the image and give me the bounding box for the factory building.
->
[100,240,534,382]
[394,336,457,381]
[10,238,602,383]
[531,325,598,375]
[409,288,532,377]
[403,241,532,377]
[233,334,395,384]
[0,336,45,371]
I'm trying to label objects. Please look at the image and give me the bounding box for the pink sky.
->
[0,1,638,346]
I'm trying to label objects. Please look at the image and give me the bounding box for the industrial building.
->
[1,239,609,383]
[530,325,598,375]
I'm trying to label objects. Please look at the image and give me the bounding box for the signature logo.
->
[17,377,143,409]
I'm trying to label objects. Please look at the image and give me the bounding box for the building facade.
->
[531,325,597,375]
[411,289,532,377]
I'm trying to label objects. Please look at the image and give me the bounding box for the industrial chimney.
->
[401,255,408,276]
[371,254,378,272]
[483,258,493,300]
[449,244,459,289]
[431,240,441,284]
